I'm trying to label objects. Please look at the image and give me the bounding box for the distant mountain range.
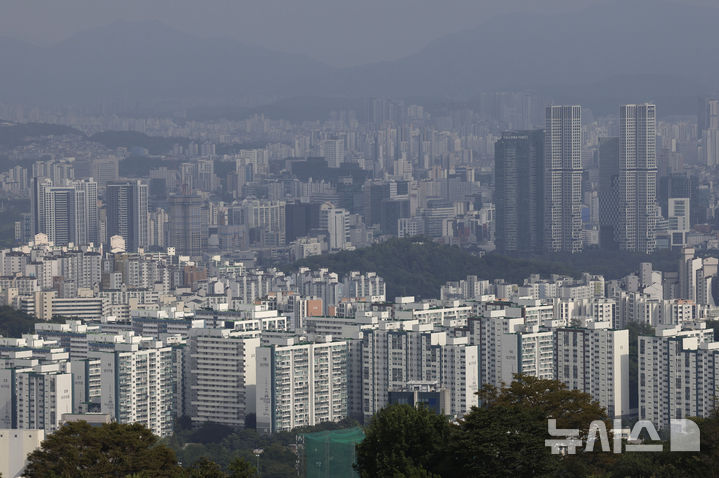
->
[1,0,718,115]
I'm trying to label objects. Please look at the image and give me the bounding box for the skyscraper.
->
[494,130,544,253]
[168,194,207,256]
[31,177,98,247]
[322,139,344,168]
[619,104,657,254]
[698,97,719,166]
[73,179,98,245]
[106,181,149,252]
[544,106,583,254]
[42,187,85,246]
[598,137,620,249]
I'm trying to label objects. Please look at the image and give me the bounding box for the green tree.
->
[354,404,450,478]
[479,374,607,434]
[445,404,557,477]
[228,457,256,478]
[23,421,184,478]
[186,457,227,478]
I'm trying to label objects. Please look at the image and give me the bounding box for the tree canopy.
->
[24,421,184,478]
[355,404,451,478]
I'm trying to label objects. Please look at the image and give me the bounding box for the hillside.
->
[290,238,679,299]
[0,121,84,148]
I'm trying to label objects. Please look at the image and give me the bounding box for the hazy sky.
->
[0,0,605,66]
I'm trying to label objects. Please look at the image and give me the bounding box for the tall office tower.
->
[320,203,349,250]
[106,181,149,252]
[73,179,98,245]
[494,130,544,253]
[598,137,620,249]
[322,139,345,168]
[42,186,86,246]
[32,178,97,246]
[698,98,719,166]
[31,177,52,236]
[168,194,207,256]
[148,208,169,247]
[544,106,583,253]
[619,104,657,254]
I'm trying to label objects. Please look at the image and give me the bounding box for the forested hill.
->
[289,238,680,299]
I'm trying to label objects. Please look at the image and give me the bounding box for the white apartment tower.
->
[619,104,657,254]
[638,328,719,430]
[256,336,348,433]
[555,324,629,418]
[186,328,260,428]
[361,326,478,422]
[90,335,175,437]
[545,105,583,253]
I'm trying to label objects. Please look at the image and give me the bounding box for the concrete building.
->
[186,328,260,427]
[544,105,583,254]
[618,104,657,254]
[638,326,719,430]
[0,428,45,478]
[89,333,175,437]
[494,130,544,253]
[106,180,149,252]
[555,323,629,418]
[256,335,348,433]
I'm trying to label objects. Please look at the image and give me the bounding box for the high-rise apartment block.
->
[187,328,260,428]
[639,326,719,430]
[555,324,629,418]
[545,106,583,253]
[89,333,175,437]
[619,104,657,254]
[256,336,348,433]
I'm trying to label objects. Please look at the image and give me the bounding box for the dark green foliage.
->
[446,404,556,477]
[0,305,42,337]
[355,404,451,478]
[289,237,678,299]
[478,374,608,433]
[186,457,227,478]
[227,457,256,478]
[188,422,235,444]
[0,122,84,148]
[89,131,189,155]
[23,421,184,478]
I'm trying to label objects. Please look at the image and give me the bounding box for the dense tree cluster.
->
[355,375,719,478]
[0,305,45,337]
[23,421,257,478]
